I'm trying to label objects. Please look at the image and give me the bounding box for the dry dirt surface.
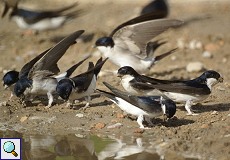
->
[0,0,230,159]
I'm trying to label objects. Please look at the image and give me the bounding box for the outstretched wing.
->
[19,47,51,79]
[111,15,182,58]
[71,62,95,93]
[28,30,84,79]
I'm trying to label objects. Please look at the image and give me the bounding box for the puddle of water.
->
[0,130,199,160]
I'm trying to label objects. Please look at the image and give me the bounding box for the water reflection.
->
[0,130,163,160]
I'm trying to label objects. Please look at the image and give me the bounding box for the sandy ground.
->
[0,0,230,159]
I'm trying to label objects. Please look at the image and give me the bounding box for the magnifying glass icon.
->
[3,141,18,157]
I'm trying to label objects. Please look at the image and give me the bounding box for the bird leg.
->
[137,115,145,129]
[185,100,198,116]
[65,100,72,108]
[45,92,53,109]
[8,92,14,101]
[81,96,91,110]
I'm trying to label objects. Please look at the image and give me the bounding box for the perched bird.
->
[56,57,108,109]
[97,82,176,129]
[95,12,182,73]
[14,30,85,108]
[117,66,223,115]
[140,0,169,17]
[1,0,81,31]
[2,47,50,100]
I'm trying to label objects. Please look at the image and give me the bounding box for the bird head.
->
[161,97,176,120]
[117,66,138,78]
[198,70,223,89]
[14,77,32,97]
[95,37,114,48]
[56,79,73,100]
[2,70,19,89]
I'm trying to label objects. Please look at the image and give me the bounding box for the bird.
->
[140,0,169,18]
[97,82,176,129]
[117,66,224,115]
[1,0,81,31]
[56,57,108,110]
[2,47,50,101]
[95,11,182,73]
[13,30,85,108]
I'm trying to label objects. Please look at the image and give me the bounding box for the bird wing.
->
[136,81,211,95]
[71,62,95,93]
[18,2,80,24]
[19,47,51,79]
[28,30,84,79]
[103,82,162,113]
[111,14,182,58]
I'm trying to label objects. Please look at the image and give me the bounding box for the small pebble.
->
[0,101,7,107]
[224,134,230,138]
[94,122,106,129]
[76,113,84,118]
[200,124,210,129]
[216,86,225,91]
[171,55,177,61]
[177,38,185,49]
[186,62,204,72]
[202,51,212,58]
[116,113,125,118]
[134,128,145,134]
[211,111,218,115]
[189,40,202,50]
[20,116,28,123]
[107,123,123,129]
[75,134,85,138]
[222,58,227,63]
[204,43,219,51]
[189,40,197,50]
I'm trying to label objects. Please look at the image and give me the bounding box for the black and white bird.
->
[56,57,108,109]
[140,0,169,18]
[117,66,224,115]
[95,12,182,73]
[97,82,176,129]
[1,0,81,31]
[13,30,85,108]
[2,47,50,100]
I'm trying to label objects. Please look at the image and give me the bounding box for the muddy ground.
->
[0,0,230,159]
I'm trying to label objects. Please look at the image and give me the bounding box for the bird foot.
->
[45,105,51,109]
[79,103,90,111]
[186,112,199,116]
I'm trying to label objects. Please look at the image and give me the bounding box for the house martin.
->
[1,0,81,31]
[2,47,50,100]
[13,30,85,108]
[56,57,108,109]
[97,82,176,129]
[95,12,182,73]
[117,66,224,115]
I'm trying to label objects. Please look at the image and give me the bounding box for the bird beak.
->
[218,77,224,83]
[117,73,122,78]
[2,3,9,18]
[19,94,25,101]
[3,84,9,90]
